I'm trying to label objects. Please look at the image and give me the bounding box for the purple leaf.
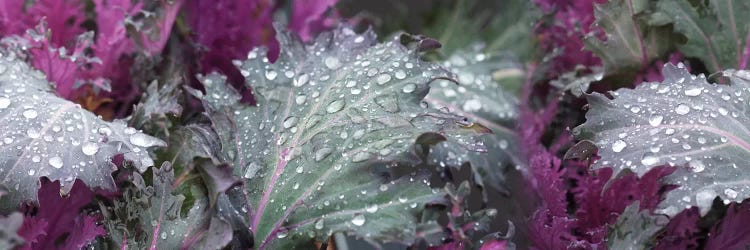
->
[18,178,105,250]
[655,207,701,250]
[705,201,750,250]
[288,0,338,41]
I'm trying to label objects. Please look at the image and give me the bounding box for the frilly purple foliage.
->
[17,178,104,249]
[533,0,604,77]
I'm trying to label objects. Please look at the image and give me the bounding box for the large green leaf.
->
[584,0,676,74]
[0,52,164,211]
[657,0,750,72]
[424,48,521,195]
[607,202,667,249]
[199,27,487,248]
[574,63,750,215]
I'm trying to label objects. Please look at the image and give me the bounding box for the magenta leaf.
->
[704,201,750,250]
[18,178,105,249]
[288,0,339,42]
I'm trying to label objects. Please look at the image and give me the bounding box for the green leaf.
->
[424,48,521,196]
[199,27,487,248]
[584,0,676,74]
[0,52,164,211]
[657,0,750,72]
[574,63,750,215]
[102,162,221,249]
[607,202,667,249]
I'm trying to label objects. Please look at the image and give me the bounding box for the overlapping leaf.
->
[424,48,521,195]
[607,202,667,249]
[199,26,487,248]
[574,63,750,215]
[657,0,750,72]
[584,0,675,74]
[0,52,164,211]
[102,162,220,249]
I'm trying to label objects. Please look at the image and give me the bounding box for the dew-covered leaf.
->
[574,63,750,215]
[200,26,487,248]
[657,0,750,72]
[102,162,218,249]
[424,48,520,195]
[606,202,667,250]
[584,0,676,74]
[0,52,164,211]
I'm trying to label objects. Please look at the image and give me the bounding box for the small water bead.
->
[0,97,9,108]
[22,109,38,119]
[49,156,63,169]
[724,188,739,199]
[295,166,304,174]
[674,104,690,115]
[81,142,99,156]
[282,116,298,129]
[32,155,41,163]
[26,128,40,139]
[351,213,366,226]
[314,218,325,230]
[129,133,163,147]
[295,95,307,105]
[376,74,391,85]
[276,230,288,239]
[294,74,309,87]
[648,115,663,126]
[314,147,334,162]
[28,169,35,176]
[402,83,416,93]
[161,232,167,240]
[326,100,345,113]
[265,70,278,80]
[611,140,627,152]
[684,86,703,96]
[394,70,407,79]
[365,204,378,213]
[641,154,659,166]
[351,152,370,163]
[324,57,341,69]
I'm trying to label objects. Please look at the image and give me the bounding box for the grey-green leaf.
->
[424,48,521,195]
[0,52,164,211]
[574,63,750,215]
[200,27,486,249]
[657,0,750,72]
[584,0,676,74]
[607,202,667,249]
[0,212,23,249]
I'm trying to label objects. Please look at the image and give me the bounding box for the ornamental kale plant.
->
[2,0,750,249]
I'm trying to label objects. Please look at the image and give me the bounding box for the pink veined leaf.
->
[17,178,105,250]
[288,0,339,42]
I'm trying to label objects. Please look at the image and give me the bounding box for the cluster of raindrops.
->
[200,27,469,244]
[575,63,750,215]
[0,51,165,202]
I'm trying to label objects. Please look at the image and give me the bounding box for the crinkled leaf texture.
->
[657,0,750,72]
[606,202,667,249]
[425,48,520,195]
[574,63,750,215]
[0,52,164,211]
[199,26,486,249]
